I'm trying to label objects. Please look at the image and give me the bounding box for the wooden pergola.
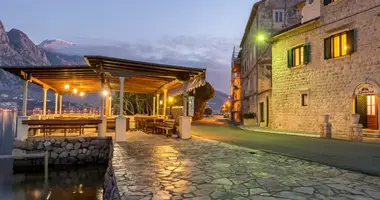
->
[3,55,205,94]
[2,56,206,141]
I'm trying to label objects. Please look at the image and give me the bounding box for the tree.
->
[204,107,213,116]
[193,82,215,121]
[113,93,153,115]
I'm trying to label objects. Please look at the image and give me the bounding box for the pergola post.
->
[179,80,191,139]
[54,93,58,115]
[153,96,156,116]
[156,94,160,116]
[115,77,126,142]
[108,96,112,116]
[59,95,63,114]
[22,80,28,116]
[42,87,48,116]
[17,80,29,141]
[163,89,168,117]
[98,77,107,137]
[183,80,189,116]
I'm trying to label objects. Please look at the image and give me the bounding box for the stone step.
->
[363,132,380,138]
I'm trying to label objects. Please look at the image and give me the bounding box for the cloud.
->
[60,35,240,93]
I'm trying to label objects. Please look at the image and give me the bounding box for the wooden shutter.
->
[346,29,355,54]
[324,38,331,60]
[287,49,293,68]
[303,43,310,64]
[324,0,332,5]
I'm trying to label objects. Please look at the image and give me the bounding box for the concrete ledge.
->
[238,125,320,138]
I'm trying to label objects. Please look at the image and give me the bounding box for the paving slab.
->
[112,132,380,200]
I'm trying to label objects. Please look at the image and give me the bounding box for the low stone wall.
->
[103,143,121,200]
[13,137,112,166]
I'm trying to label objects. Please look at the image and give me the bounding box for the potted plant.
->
[243,112,257,126]
[351,113,361,124]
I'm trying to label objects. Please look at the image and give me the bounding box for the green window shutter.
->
[324,37,331,60]
[303,43,310,64]
[287,49,293,68]
[346,29,355,54]
[324,0,332,5]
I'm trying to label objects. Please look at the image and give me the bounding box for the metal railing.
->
[0,151,51,199]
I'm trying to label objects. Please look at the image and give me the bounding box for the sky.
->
[1,0,255,93]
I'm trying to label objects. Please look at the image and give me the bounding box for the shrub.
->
[243,112,256,119]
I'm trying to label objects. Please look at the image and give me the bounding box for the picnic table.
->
[22,119,102,137]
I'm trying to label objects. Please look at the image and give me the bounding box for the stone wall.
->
[103,142,121,200]
[13,137,112,166]
[271,1,380,135]
[240,0,303,117]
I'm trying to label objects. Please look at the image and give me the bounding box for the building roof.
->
[239,0,265,48]
[272,18,320,40]
[1,56,206,95]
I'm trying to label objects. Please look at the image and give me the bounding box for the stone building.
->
[239,0,304,126]
[272,0,380,136]
[230,47,242,123]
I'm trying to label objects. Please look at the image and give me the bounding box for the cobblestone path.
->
[112,132,380,200]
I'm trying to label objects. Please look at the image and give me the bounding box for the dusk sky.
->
[1,0,256,93]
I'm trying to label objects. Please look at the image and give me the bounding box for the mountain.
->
[0,20,86,104]
[38,39,75,50]
[207,90,229,113]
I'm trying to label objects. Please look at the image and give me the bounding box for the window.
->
[273,10,284,23]
[324,0,339,5]
[301,94,308,107]
[367,95,376,116]
[324,30,355,59]
[259,102,264,122]
[287,43,310,68]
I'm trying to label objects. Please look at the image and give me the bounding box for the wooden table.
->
[22,119,102,137]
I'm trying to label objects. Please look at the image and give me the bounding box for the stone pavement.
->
[112,132,380,200]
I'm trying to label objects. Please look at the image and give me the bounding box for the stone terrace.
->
[111,132,380,200]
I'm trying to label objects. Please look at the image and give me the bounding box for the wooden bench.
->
[155,119,176,137]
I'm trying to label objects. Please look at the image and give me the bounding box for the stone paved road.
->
[191,122,380,176]
[113,132,380,200]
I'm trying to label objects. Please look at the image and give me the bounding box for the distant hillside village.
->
[231,0,380,138]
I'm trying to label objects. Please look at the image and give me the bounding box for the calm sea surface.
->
[0,111,105,200]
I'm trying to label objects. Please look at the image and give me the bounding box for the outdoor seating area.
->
[3,56,206,142]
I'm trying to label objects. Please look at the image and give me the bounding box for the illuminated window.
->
[367,95,376,116]
[324,30,355,59]
[287,43,310,68]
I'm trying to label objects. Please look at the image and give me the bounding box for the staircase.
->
[362,129,380,138]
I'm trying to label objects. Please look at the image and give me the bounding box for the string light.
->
[73,89,78,94]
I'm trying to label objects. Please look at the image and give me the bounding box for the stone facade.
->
[13,137,112,165]
[272,0,380,136]
[240,0,304,126]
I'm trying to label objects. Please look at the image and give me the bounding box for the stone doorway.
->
[355,95,378,130]
[353,82,380,133]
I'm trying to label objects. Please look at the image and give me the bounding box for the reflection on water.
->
[11,165,106,200]
[0,110,17,155]
[0,112,106,200]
